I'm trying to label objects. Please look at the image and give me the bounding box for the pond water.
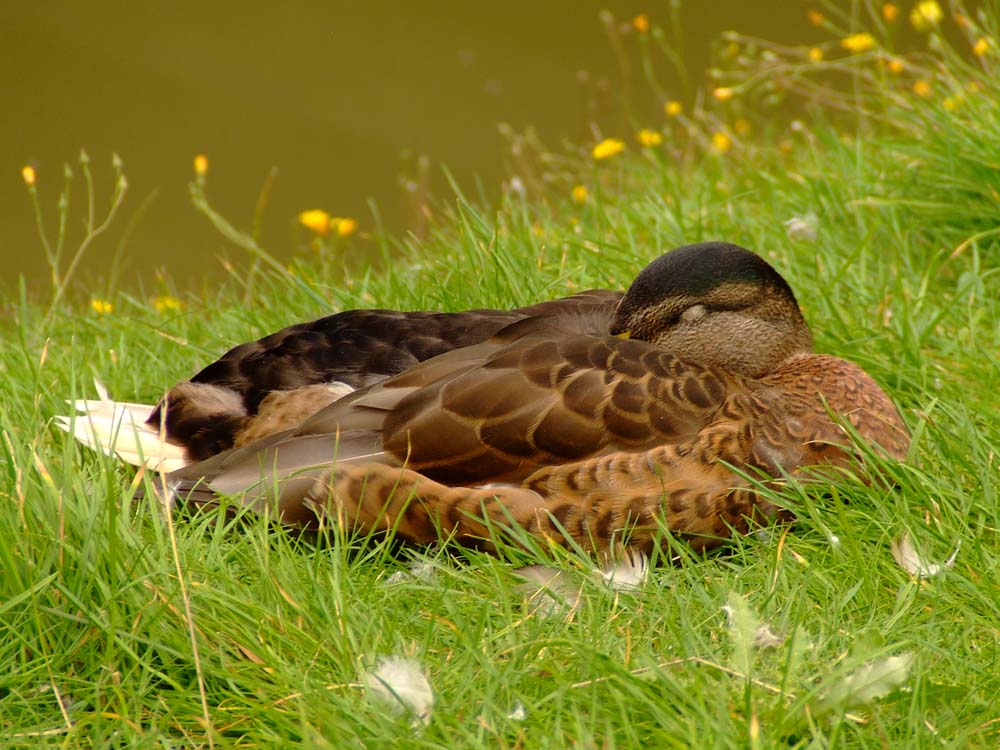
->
[4,1,815,292]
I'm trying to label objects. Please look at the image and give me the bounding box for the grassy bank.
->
[3,4,998,747]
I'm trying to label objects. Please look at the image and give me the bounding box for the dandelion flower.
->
[152,295,184,313]
[711,131,732,154]
[632,14,649,33]
[21,165,36,187]
[841,33,876,53]
[974,37,991,57]
[90,298,113,315]
[663,100,683,117]
[571,184,588,203]
[299,209,331,235]
[808,46,823,62]
[364,656,434,725]
[335,217,358,237]
[193,154,208,177]
[912,79,932,97]
[712,86,734,101]
[887,57,904,74]
[592,138,625,160]
[637,128,662,147]
[808,9,825,26]
[910,1,942,31]
[882,3,898,22]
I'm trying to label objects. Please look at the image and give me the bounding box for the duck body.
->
[163,242,910,553]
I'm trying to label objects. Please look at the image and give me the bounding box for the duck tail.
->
[54,379,190,472]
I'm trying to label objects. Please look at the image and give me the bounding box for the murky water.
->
[4,1,814,292]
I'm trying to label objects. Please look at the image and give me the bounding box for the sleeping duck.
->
[63,242,909,553]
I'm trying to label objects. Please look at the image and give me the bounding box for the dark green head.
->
[611,242,813,377]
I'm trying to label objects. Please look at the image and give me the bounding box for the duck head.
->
[610,242,813,378]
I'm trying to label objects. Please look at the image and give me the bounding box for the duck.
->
[151,241,910,554]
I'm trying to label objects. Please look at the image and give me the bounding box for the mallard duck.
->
[155,241,909,554]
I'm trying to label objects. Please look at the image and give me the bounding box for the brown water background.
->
[4,1,815,291]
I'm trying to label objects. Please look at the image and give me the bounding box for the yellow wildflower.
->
[21,165,36,186]
[841,33,876,53]
[632,14,649,33]
[193,154,208,176]
[713,87,734,101]
[943,97,959,111]
[808,47,823,62]
[887,58,904,74]
[592,138,625,160]
[882,3,898,22]
[974,37,991,57]
[90,298,113,315]
[733,118,752,136]
[152,295,183,313]
[711,132,732,154]
[910,1,942,31]
[637,128,663,147]
[571,184,588,203]
[912,79,932,97]
[664,100,683,117]
[335,217,358,237]
[808,10,825,26]
[299,209,331,235]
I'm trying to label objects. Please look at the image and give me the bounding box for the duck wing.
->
[186,289,623,408]
[147,289,623,460]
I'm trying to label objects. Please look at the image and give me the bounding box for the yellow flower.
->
[152,295,183,313]
[713,87,734,101]
[841,33,876,53]
[632,14,649,33]
[637,128,663,147]
[733,118,752,136]
[711,131,732,154]
[974,37,991,57]
[910,0,942,31]
[193,154,208,176]
[335,217,358,237]
[21,165,36,186]
[663,100,683,117]
[887,57,904,74]
[912,79,932,97]
[943,97,959,111]
[592,138,625,160]
[808,10,825,26]
[90,298,113,315]
[882,3,898,22]
[808,46,823,62]
[571,184,588,203]
[299,209,331,235]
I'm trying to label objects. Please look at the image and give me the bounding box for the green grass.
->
[3,5,1000,748]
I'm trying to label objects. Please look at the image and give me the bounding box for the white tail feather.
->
[56,379,189,472]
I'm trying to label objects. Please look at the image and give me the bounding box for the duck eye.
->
[679,304,707,323]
